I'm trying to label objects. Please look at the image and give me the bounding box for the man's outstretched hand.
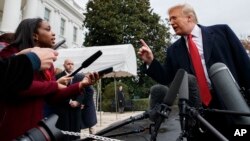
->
[138,39,154,65]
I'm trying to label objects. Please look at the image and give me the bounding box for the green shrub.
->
[132,98,149,111]
[101,82,130,112]
[100,81,151,112]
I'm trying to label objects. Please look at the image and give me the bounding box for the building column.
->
[0,0,22,32]
[23,0,39,19]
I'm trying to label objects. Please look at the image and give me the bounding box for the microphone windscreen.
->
[149,84,168,110]
[187,74,202,108]
[164,69,186,106]
[179,71,189,100]
[209,62,250,125]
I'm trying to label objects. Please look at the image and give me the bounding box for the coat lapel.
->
[176,37,195,74]
[199,25,214,65]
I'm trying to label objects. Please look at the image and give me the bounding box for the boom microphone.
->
[178,71,189,132]
[209,62,250,125]
[69,50,102,77]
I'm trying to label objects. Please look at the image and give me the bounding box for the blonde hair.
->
[168,3,198,24]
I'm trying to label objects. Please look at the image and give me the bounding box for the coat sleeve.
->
[145,49,176,86]
[47,82,82,103]
[224,25,250,89]
[82,86,94,105]
[0,54,34,93]
[72,74,84,104]
[18,70,82,104]
[19,80,59,97]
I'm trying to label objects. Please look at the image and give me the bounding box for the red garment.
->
[0,42,9,51]
[0,46,82,141]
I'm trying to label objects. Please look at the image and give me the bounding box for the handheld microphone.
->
[69,50,102,77]
[209,62,250,125]
[98,67,113,76]
[53,39,66,50]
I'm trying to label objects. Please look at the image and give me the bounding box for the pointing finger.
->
[140,39,149,48]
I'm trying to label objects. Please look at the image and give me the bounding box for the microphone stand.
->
[177,99,188,141]
[201,108,250,126]
[77,112,149,141]
[150,103,171,141]
[103,128,146,138]
[202,108,250,117]
[178,105,229,141]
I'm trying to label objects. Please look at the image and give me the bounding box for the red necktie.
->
[187,34,211,106]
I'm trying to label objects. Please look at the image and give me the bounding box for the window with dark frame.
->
[44,8,50,22]
[60,18,65,36]
[73,26,77,42]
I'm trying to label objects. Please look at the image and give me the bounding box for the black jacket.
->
[0,55,33,94]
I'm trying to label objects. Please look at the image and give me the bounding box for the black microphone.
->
[94,111,149,137]
[149,69,186,141]
[98,67,113,76]
[53,39,66,50]
[148,84,169,121]
[209,62,250,125]
[69,50,102,77]
[164,69,186,105]
[149,69,186,118]
[178,71,189,132]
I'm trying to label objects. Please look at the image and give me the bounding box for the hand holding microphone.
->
[78,67,113,89]
[56,75,73,85]
[79,72,99,89]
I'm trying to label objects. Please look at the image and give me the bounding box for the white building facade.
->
[0,0,85,48]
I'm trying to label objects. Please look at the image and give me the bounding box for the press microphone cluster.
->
[177,65,230,141]
[149,69,186,141]
[149,69,186,116]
